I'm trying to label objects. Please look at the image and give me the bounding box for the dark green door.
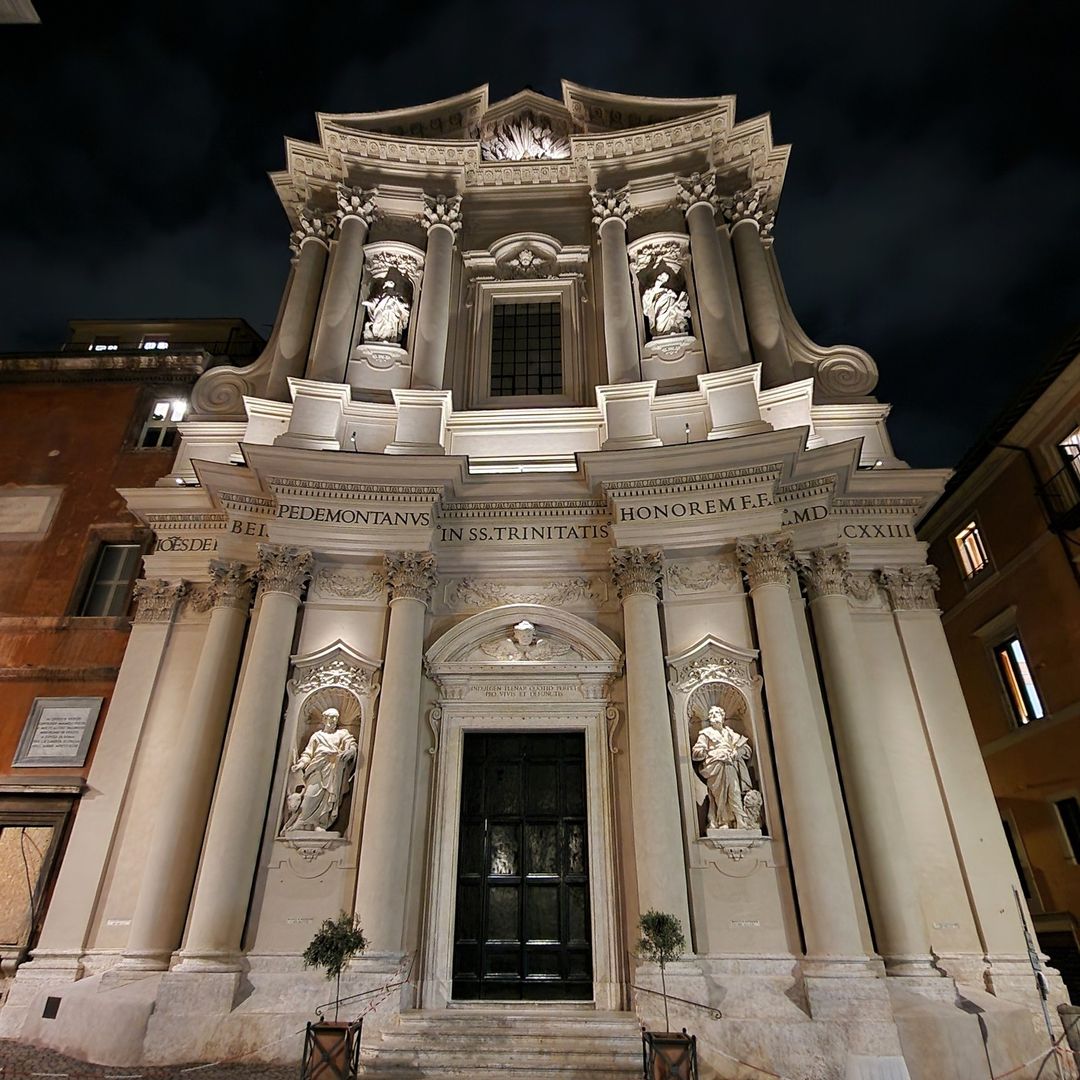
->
[451,732,592,1001]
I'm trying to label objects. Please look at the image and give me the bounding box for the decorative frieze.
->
[721,186,775,238]
[209,560,256,610]
[385,551,438,605]
[675,170,719,212]
[664,558,739,595]
[421,193,462,235]
[449,576,603,611]
[736,535,795,590]
[610,547,663,600]
[479,113,571,161]
[132,580,189,624]
[314,567,386,600]
[589,187,636,229]
[256,545,313,599]
[796,547,850,600]
[336,183,379,226]
[879,565,940,612]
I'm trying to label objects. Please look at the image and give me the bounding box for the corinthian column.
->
[798,549,934,975]
[736,536,866,961]
[120,562,255,970]
[355,551,438,954]
[306,185,379,384]
[410,195,461,391]
[29,582,187,972]
[178,545,312,970]
[722,188,794,390]
[676,172,748,373]
[266,209,333,401]
[591,188,642,385]
[610,548,691,930]
[880,566,1032,982]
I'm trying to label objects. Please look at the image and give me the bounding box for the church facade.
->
[1,83,1071,1079]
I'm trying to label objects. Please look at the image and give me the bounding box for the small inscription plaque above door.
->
[14,697,103,767]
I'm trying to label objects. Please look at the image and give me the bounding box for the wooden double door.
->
[451,732,593,1000]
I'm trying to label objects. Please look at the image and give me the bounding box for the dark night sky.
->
[1,1,1077,468]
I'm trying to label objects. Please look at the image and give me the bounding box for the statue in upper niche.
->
[362,279,410,344]
[480,620,573,661]
[641,271,691,337]
[692,705,762,831]
[283,708,358,833]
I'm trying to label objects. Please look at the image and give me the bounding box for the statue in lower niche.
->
[692,705,762,831]
[283,707,358,834]
[362,279,410,344]
[641,271,691,337]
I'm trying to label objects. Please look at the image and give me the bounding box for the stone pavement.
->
[0,1041,298,1079]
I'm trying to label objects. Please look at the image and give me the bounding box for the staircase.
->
[360,1008,644,1078]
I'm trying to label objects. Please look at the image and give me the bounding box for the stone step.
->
[361,1009,643,1078]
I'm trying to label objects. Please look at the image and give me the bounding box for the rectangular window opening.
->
[139,397,187,449]
[1061,427,1080,481]
[954,521,989,577]
[995,634,1045,725]
[1055,797,1080,861]
[79,543,141,617]
[489,302,562,398]
[1002,818,1033,900]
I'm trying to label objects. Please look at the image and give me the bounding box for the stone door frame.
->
[419,604,624,1011]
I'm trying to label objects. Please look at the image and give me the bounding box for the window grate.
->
[489,302,562,397]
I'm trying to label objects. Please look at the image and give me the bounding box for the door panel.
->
[451,731,592,1001]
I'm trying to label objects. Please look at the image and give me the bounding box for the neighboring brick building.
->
[0,319,262,988]
[920,329,1080,1000]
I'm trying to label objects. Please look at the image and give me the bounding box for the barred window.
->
[489,302,562,397]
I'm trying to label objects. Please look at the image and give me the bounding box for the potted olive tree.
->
[638,909,698,1080]
[300,912,368,1080]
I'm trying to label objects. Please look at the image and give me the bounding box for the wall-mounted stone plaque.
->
[13,697,103,767]
[0,486,63,541]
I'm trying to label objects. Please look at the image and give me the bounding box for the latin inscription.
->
[619,492,771,522]
[155,535,219,553]
[439,523,610,543]
[841,523,913,539]
[275,503,431,527]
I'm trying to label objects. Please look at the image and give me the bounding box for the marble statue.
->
[641,271,691,337]
[283,707,358,833]
[691,705,762,831]
[480,620,573,661]
[362,279,410,343]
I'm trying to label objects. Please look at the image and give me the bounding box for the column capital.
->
[590,187,637,232]
[208,559,256,610]
[610,547,663,600]
[879,565,940,612]
[290,207,335,255]
[256,544,313,599]
[737,534,795,589]
[675,170,719,214]
[720,185,775,238]
[420,193,462,237]
[797,546,851,600]
[336,183,380,227]
[385,551,438,605]
[133,579,189,623]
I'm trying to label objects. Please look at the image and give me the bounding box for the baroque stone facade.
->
[2,83,1068,1080]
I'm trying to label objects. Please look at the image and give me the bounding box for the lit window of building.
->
[954,521,989,577]
[1062,425,1080,479]
[139,398,187,449]
[994,635,1045,724]
[141,338,170,350]
[91,337,119,352]
[78,543,141,617]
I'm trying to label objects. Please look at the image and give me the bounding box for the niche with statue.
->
[277,640,381,849]
[628,233,706,384]
[687,681,764,840]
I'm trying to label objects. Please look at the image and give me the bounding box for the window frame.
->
[136,395,188,450]
[993,632,1046,727]
[466,278,585,410]
[953,519,990,579]
[1053,794,1080,865]
[75,540,143,618]
[488,299,564,399]
[1001,811,1043,913]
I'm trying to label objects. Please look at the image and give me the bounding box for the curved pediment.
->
[426,603,622,682]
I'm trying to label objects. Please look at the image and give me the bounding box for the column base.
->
[172,950,244,974]
[156,967,242,1014]
[114,949,172,972]
[882,954,944,979]
[802,956,893,1021]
